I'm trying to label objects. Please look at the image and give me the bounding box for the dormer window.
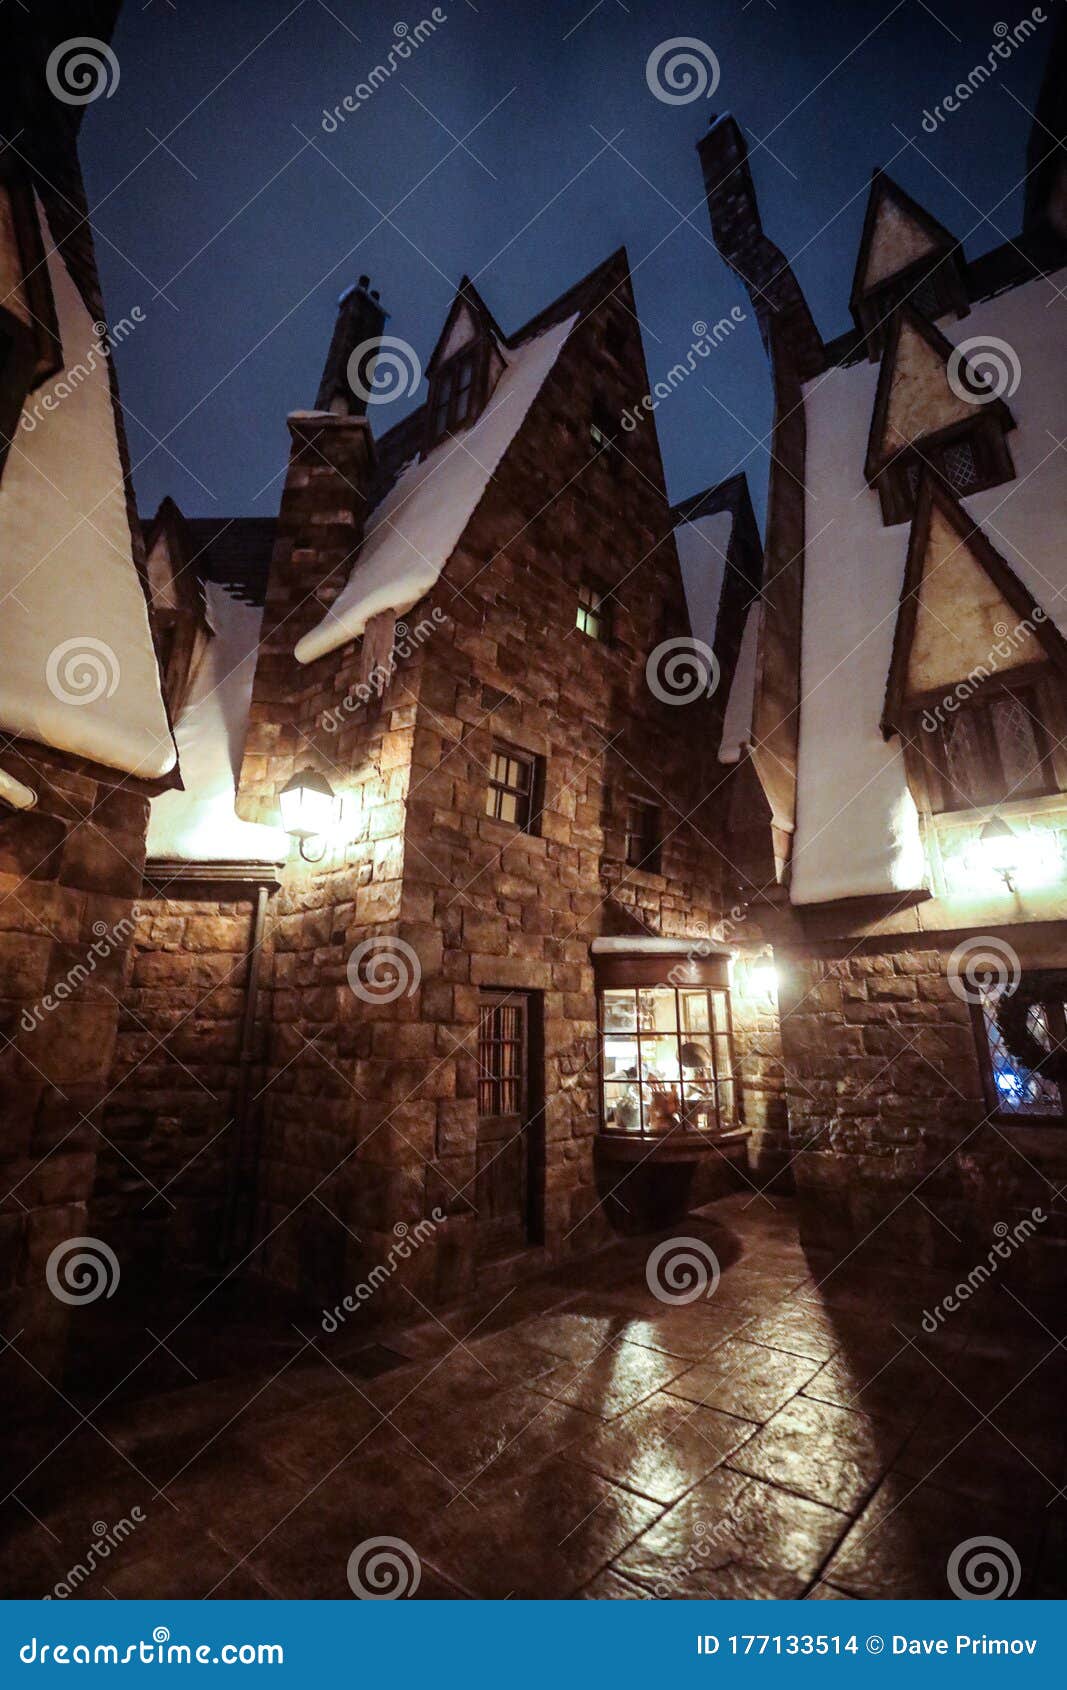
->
[858,260,965,357]
[924,679,1058,812]
[427,345,481,448]
[878,417,1014,525]
[850,171,967,361]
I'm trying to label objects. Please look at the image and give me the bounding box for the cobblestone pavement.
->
[3,1195,1064,1599]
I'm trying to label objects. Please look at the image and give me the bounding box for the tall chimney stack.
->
[314,275,387,416]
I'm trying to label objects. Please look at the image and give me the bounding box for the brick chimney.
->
[235,281,386,825]
[698,114,823,381]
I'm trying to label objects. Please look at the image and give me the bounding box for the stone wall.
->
[775,925,1067,1277]
[96,888,264,1273]
[0,743,149,1388]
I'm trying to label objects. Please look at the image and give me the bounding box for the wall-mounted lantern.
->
[279,768,340,863]
[977,814,1020,892]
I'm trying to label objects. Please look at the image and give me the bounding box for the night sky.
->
[79,0,1050,530]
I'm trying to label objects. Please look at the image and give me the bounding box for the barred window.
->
[478,996,525,1117]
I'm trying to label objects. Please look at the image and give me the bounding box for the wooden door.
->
[476,991,532,1257]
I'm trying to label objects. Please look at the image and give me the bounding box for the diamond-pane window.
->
[933,684,1054,810]
[978,987,1064,1119]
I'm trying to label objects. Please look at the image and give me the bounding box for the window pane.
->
[639,1033,682,1084]
[980,989,1062,1117]
[499,791,518,824]
[638,987,677,1032]
[716,1076,737,1120]
[455,387,470,423]
[681,990,710,1034]
[602,989,637,1032]
[603,1036,640,1082]
[604,1082,641,1132]
[990,693,1045,796]
[940,709,987,804]
[939,437,980,493]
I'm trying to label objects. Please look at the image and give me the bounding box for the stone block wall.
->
[96,889,264,1273]
[0,743,149,1388]
[776,927,1067,1277]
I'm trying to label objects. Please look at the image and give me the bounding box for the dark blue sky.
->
[80,0,1051,530]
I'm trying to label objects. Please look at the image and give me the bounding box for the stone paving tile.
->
[421,1457,663,1598]
[823,1471,1038,1600]
[525,1339,690,1419]
[800,1342,944,1427]
[728,1395,906,1514]
[664,1338,821,1421]
[407,1384,600,1502]
[578,1567,649,1599]
[741,1304,845,1362]
[612,1467,848,1599]
[517,1309,634,1365]
[621,1303,754,1361]
[105,1542,274,1600]
[568,1390,757,1504]
[895,1413,1063,1509]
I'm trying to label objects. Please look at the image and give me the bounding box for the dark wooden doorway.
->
[476,990,543,1257]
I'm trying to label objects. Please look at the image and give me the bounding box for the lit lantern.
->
[978,814,1020,892]
[746,960,779,1004]
[279,768,339,861]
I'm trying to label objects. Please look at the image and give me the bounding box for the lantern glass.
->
[279,771,337,841]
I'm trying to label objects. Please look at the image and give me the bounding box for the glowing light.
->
[948,819,1063,897]
[746,963,779,1003]
[279,768,340,861]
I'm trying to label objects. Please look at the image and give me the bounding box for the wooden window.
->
[973,981,1067,1124]
[624,796,662,873]
[925,682,1057,812]
[576,579,610,642]
[486,741,541,831]
[478,995,526,1117]
[426,345,481,448]
[598,978,737,1138]
[879,420,1013,525]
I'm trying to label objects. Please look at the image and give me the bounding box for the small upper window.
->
[625,797,662,873]
[576,580,610,642]
[486,742,541,832]
[928,683,1056,812]
[590,396,616,452]
[427,347,479,448]
[880,421,1013,525]
[603,320,628,363]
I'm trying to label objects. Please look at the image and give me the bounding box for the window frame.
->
[593,954,740,1142]
[902,664,1067,817]
[485,739,543,834]
[576,578,611,644]
[877,416,1014,525]
[971,977,1067,1127]
[0,163,63,478]
[477,990,528,1121]
[624,795,663,875]
[424,340,487,451]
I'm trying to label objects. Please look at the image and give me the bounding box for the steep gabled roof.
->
[863,304,1014,483]
[850,169,959,308]
[882,474,1067,736]
[424,276,506,374]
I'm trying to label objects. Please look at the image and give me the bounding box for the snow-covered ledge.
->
[590,936,734,958]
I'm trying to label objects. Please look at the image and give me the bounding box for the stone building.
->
[0,4,178,1386]
[110,253,778,1313]
[698,17,1067,1272]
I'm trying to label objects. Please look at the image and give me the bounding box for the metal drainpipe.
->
[220,881,270,1267]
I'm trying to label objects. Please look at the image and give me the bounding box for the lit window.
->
[930,685,1055,812]
[486,742,540,831]
[478,995,525,1117]
[975,985,1066,1122]
[599,977,736,1138]
[624,797,662,873]
[576,580,609,642]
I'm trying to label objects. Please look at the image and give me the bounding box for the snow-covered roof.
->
[147,581,286,863]
[719,601,759,764]
[294,312,578,664]
[0,199,175,777]
[791,274,1067,905]
[591,936,734,957]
